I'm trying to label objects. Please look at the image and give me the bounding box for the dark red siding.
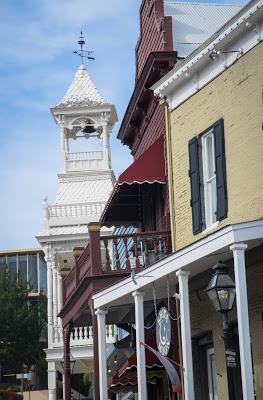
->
[136,0,173,79]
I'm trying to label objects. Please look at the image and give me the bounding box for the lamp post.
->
[206,261,236,400]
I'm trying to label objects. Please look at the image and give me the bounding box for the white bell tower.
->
[37,40,118,400]
[52,63,117,175]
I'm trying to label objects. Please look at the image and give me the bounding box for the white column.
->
[45,247,53,348]
[52,265,58,326]
[47,361,57,400]
[57,271,63,327]
[62,374,65,400]
[95,309,108,400]
[176,270,195,400]
[230,243,254,400]
[59,123,66,173]
[101,113,110,170]
[132,290,147,400]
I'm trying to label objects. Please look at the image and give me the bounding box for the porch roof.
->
[92,219,263,310]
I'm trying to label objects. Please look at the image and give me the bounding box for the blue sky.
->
[0,0,141,249]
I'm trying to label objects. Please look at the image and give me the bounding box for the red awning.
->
[100,136,167,226]
[118,135,166,185]
[110,347,163,389]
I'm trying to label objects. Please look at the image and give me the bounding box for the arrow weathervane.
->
[73,31,95,64]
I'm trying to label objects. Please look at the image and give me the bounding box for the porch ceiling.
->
[92,219,263,310]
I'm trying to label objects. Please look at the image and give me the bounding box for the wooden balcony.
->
[63,223,172,308]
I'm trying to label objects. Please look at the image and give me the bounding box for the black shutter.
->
[188,137,202,234]
[214,119,228,220]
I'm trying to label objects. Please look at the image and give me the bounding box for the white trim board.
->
[92,219,263,310]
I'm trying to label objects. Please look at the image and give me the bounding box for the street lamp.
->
[206,261,236,400]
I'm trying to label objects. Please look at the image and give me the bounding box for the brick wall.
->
[168,43,263,250]
[189,261,263,398]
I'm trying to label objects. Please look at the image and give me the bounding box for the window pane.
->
[18,254,27,283]
[39,254,47,292]
[28,254,38,291]
[206,133,215,180]
[7,255,17,280]
[0,256,6,273]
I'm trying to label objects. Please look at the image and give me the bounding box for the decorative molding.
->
[153,0,263,110]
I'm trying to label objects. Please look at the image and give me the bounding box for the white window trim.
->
[207,347,218,400]
[202,130,217,229]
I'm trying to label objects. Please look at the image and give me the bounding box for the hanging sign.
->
[156,307,171,356]
[226,349,237,368]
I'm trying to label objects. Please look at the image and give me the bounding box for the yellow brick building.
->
[153,1,263,398]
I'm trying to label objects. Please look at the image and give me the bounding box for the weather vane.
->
[73,31,95,64]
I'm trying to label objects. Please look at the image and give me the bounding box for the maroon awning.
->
[100,136,167,226]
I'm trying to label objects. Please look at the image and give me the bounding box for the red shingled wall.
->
[135,0,173,80]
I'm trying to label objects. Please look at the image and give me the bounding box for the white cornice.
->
[152,0,263,110]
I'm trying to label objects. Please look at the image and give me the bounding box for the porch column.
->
[57,271,63,327]
[96,309,108,400]
[92,310,100,400]
[176,270,195,400]
[45,246,53,348]
[132,290,147,400]
[230,243,254,400]
[63,325,71,400]
[52,263,58,340]
[47,361,56,400]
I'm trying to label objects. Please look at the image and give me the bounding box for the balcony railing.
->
[52,324,117,348]
[66,151,104,172]
[63,225,171,305]
[66,151,103,161]
[48,202,105,227]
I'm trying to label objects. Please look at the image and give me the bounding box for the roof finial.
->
[73,31,95,65]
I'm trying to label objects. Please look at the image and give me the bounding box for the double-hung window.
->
[202,130,217,228]
[188,118,227,234]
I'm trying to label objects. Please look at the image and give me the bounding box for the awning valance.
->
[100,136,166,226]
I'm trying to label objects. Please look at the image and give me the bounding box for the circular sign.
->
[156,307,171,356]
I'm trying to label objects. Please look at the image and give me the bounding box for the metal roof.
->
[58,64,107,107]
[164,1,244,57]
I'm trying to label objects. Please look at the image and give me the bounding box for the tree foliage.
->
[0,266,47,373]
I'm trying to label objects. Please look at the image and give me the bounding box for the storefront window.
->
[28,254,38,292]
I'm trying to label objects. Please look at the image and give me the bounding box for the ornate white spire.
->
[58,64,107,107]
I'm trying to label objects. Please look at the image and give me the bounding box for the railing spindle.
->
[143,238,150,267]
[103,239,111,271]
[134,238,141,269]
[113,238,120,270]
[123,237,131,270]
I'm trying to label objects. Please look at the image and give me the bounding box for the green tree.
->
[0,266,47,374]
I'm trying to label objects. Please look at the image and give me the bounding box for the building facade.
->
[58,1,246,400]
[90,1,263,400]
[36,63,118,400]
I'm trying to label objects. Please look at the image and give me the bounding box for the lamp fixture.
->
[209,48,243,62]
[205,261,236,312]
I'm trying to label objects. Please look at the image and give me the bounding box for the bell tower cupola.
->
[51,62,117,174]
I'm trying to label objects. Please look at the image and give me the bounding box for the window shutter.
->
[188,137,202,234]
[214,119,228,220]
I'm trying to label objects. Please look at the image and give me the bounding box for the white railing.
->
[48,202,105,219]
[52,325,117,348]
[66,151,103,161]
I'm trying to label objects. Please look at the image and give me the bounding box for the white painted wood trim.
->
[176,270,195,400]
[95,309,108,400]
[92,219,263,310]
[230,243,255,400]
[152,0,263,111]
[132,291,147,400]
